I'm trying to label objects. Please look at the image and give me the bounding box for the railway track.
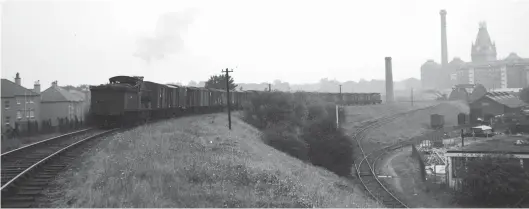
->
[1,128,118,208]
[351,104,438,208]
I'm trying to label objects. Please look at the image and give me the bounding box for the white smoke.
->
[134,9,197,64]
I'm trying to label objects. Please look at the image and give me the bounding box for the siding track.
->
[351,105,437,208]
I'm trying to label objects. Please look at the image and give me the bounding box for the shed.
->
[469,92,527,122]
[445,135,529,190]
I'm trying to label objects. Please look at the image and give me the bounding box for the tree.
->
[205,74,238,90]
[454,154,529,207]
[520,87,529,104]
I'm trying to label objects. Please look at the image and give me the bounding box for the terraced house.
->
[1,73,41,133]
[40,81,85,126]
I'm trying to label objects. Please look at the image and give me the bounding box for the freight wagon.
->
[90,75,384,128]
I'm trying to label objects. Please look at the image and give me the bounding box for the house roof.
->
[479,92,527,109]
[1,79,39,98]
[67,89,87,101]
[41,86,83,102]
[446,135,529,155]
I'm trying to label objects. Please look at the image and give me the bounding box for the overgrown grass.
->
[40,114,381,208]
[242,92,354,177]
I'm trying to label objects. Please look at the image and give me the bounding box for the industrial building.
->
[469,92,527,122]
[421,10,529,92]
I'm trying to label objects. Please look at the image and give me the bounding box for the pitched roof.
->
[41,86,83,102]
[482,92,526,108]
[1,79,39,98]
[67,89,87,101]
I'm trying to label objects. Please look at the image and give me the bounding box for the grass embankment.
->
[39,114,381,208]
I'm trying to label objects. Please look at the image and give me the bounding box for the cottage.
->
[469,91,527,123]
[1,73,42,133]
[40,81,84,126]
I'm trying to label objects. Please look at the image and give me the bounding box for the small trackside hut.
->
[445,135,529,190]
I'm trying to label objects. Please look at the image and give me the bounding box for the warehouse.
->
[469,92,526,123]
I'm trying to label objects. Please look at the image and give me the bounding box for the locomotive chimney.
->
[385,57,394,103]
[440,9,448,69]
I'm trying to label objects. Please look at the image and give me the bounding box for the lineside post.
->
[222,68,234,130]
[336,104,339,128]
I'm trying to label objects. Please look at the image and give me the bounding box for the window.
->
[5,116,10,126]
[29,98,34,103]
[4,100,10,109]
[17,111,22,119]
[16,99,20,104]
[30,110,35,118]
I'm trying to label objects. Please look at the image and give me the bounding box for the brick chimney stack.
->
[440,9,448,69]
[385,57,394,103]
[34,80,41,94]
[52,80,58,87]
[15,72,21,86]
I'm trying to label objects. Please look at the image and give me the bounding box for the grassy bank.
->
[242,92,354,177]
[39,114,381,208]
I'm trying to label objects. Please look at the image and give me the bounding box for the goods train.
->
[89,75,382,127]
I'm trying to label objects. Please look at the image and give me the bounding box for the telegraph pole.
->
[339,84,342,104]
[222,68,233,130]
[269,83,271,92]
[411,88,414,106]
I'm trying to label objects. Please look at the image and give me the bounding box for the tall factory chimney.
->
[385,57,394,103]
[440,9,448,68]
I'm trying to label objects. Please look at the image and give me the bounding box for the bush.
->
[454,155,529,207]
[243,92,353,177]
[262,123,309,162]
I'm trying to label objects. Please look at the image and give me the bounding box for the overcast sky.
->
[1,0,528,90]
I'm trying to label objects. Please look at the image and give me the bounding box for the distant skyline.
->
[1,0,529,90]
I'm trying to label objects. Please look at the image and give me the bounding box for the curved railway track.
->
[1,128,118,208]
[351,105,438,208]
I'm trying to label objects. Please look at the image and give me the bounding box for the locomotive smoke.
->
[134,9,197,64]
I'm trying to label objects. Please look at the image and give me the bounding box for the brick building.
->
[1,73,41,133]
[456,23,529,90]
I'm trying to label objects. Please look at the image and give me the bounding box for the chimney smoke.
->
[385,57,394,103]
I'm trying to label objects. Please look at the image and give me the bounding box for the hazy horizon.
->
[1,0,529,90]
